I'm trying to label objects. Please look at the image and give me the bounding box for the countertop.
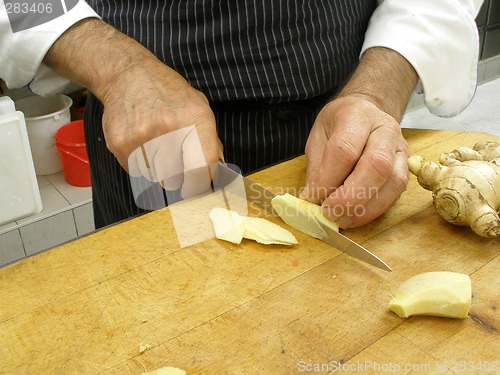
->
[0,129,499,374]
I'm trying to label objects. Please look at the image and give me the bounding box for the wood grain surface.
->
[0,129,498,375]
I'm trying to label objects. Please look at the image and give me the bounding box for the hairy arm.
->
[336,47,418,122]
[43,18,222,197]
[43,18,155,103]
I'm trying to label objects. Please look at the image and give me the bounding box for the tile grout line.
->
[0,199,92,236]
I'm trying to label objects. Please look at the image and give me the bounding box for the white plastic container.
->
[0,96,43,225]
[14,94,73,175]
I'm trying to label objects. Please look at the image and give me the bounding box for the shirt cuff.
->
[0,0,100,94]
[362,0,482,118]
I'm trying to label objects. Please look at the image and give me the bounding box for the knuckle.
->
[367,150,393,179]
[191,103,216,124]
[135,124,153,142]
[391,168,409,193]
[327,138,359,167]
[154,110,178,131]
[104,131,125,154]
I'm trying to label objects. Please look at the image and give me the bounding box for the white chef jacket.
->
[0,0,485,117]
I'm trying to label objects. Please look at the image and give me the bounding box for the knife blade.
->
[216,161,392,272]
[316,220,392,272]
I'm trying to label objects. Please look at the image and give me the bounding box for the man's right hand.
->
[101,58,223,198]
[43,18,223,197]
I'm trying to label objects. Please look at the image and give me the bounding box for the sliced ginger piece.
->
[243,216,298,245]
[389,272,472,319]
[209,207,245,244]
[271,193,339,239]
[209,207,297,245]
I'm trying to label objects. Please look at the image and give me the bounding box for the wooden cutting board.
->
[0,129,499,374]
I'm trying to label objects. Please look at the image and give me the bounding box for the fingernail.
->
[337,217,353,229]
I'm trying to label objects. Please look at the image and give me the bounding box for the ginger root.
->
[408,141,500,238]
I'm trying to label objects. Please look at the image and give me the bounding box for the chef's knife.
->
[215,161,392,272]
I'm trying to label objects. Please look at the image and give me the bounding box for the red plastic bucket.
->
[55,120,91,187]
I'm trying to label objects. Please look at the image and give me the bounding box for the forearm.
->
[43,18,160,102]
[336,47,418,122]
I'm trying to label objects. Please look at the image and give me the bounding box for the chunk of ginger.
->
[389,272,472,319]
[271,193,339,239]
[209,207,245,244]
[209,207,297,245]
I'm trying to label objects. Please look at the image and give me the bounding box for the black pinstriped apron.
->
[84,0,377,228]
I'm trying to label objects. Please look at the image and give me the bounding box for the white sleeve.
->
[0,0,100,95]
[362,0,485,118]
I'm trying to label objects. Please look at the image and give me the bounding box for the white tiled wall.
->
[0,228,24,265]
[0,172,94,267]
[74,203,95,236]
[20,210,77,256]
[480,56,500,82]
